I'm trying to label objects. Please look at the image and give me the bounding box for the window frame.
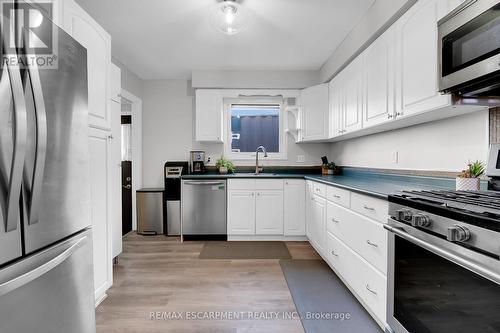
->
[223,96,287,161]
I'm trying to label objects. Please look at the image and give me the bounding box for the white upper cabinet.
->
[300,83,329,141]
[329,73,343,138]
[195,89,223,142]
[62,0,111,130]
[363,26,396,128]
[342,58,363,133]
[395,0,451,118]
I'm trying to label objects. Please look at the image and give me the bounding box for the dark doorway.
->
[121,115,133,235]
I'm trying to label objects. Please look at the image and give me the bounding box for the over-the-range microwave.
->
[438,0,500,99]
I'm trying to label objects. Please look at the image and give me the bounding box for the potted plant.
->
[322,162,337,175]
[215,157,235,174]
[456,160,485,191]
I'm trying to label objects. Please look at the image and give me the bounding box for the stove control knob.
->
[411,214,432,228]
[447,225,471,242]
[396,209,413,222]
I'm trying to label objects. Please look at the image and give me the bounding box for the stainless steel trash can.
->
[136,189,165,235]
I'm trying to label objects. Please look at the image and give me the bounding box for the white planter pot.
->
[219,166,228,174]
[456,177,480,191]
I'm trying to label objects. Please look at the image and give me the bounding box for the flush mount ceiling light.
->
[209,0,250,35]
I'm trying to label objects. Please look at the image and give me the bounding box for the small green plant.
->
[326,162,336,170]
[216,157,236,174]
[458,160,485,178]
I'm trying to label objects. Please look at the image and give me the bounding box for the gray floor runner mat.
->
[280,259,383,333]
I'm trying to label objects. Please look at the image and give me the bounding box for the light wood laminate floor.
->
[96,235,321,333]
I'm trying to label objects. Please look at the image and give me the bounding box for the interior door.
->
[22,24,92,254]
[121,115,132,235]
[0,30,25,266]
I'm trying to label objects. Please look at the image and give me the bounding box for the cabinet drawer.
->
[312,182,326,198]
[255,179,284,190]
[228,179,255,190]
[351,192,388,224]
[327,232,386,324]
[326,186,350,208]
[328,203,387,274]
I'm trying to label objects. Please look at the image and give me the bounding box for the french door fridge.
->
[0,1,96,332]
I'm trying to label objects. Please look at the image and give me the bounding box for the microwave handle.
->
[384,223,500,285]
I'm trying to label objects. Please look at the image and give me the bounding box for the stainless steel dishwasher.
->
[181,179,227,241]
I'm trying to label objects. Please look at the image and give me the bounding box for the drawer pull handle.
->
[366,240,378,248]
[331,218,340,223]
[366,284,378,295]
[363,205,375,211]
[333,195,341,199]
[331,250,338,257]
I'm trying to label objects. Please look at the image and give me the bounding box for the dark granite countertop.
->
[181,169,480,199]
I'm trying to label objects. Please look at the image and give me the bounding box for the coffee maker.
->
[190,150,206,174]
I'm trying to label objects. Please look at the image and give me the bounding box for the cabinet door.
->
[342,58,363,133]
[328,75,343,138]
[195,89,223,142]
[305,182,314,241]
[63,0,111,130]
[109,63,121,103]
[227,190,255,235]
[301,84,329,141]
[284,180,305,236]
[88,128,113,302]
[312,195,326,254]
[109,86,122,259]
[255,190,284,235]
[395,0,450,118]
[363,27,396,128]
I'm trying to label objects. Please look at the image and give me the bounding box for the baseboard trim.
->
[228,235,307,241]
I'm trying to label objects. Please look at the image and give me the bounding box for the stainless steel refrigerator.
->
[0,1,96,332]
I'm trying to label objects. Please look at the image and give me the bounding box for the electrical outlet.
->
[392,151,399,164]
[297,155,306,163]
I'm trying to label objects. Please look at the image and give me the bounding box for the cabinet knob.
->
[387,114,394,119]
[331,218,339,223]
[331,250,338,257]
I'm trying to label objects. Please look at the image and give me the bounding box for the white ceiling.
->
[76,0,376,79]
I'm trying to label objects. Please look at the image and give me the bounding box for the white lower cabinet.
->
[327,231,387,323]
[310,195,327,254]
[88,128,113,304]
[227,190,256,235]
[256,190,284,235]
[227,179,300,237]
[284,180,305,236]
[311,181,388,329]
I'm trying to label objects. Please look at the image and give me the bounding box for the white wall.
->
[112,58,144,98]
[142,79,329,187]
[192,69,320,89]
[329,111,489,172]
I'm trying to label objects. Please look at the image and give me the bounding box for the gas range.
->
[386,189,500,333]
[388,190,500,258]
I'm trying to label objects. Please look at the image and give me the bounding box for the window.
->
[224,97,286,160]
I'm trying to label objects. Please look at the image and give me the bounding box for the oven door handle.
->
[384,224,500,285]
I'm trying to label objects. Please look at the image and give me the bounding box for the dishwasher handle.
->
[183,181,225,186]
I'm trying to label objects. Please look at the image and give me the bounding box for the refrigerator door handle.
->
[0,235,88,297]
[25,63,47,225]
[4,63,28,233]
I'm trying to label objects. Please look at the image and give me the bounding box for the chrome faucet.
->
[255,146,268,175]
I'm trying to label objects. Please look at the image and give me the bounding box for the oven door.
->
[438,0,500,93]
[385,219,500,333]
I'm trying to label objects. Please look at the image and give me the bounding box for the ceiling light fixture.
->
[210,0,249,36]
